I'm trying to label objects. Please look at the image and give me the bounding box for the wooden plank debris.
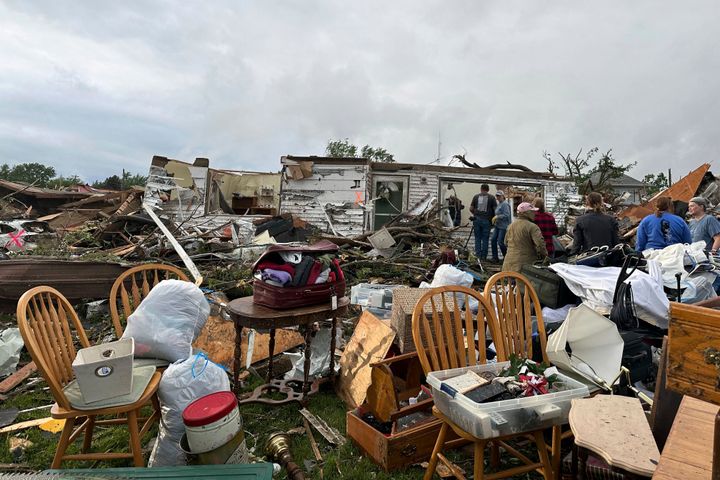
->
[0,362,36,394]
[299,408,346,446]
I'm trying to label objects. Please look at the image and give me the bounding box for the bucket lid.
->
[183,391,238,427]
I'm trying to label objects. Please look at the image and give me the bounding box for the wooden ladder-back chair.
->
[412,286,554,480]
[485,271,560,479]
[109,263,189,338]
[17,287,161,468]
[483,271,548,364]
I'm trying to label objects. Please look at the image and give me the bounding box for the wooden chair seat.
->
[50,371,161,419]
[17,286,161,468]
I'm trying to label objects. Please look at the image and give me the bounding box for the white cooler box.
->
[72,338,134,403]
[427,361,589,439]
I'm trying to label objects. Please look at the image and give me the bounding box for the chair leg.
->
[490,440,500,468]
[474,440,486,480]
[127,410,144,467]
[424,421,448,480]
[81,415,96,454]
[551,425,561,480]
[52,417,75,469]
[533,430,554,480]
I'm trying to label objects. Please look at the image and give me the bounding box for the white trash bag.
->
[148,354,231,467]
[122,280,210,362]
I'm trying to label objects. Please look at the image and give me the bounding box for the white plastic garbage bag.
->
[546,304,624,388]
[549,262,669,329]
[148,354,231,467]
[419,264,477,311]
[0,328,24,377]
[122,280,210,362]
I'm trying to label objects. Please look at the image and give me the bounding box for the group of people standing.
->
[468,185,720,273]
[469,184,559,272]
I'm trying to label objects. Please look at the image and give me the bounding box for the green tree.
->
[93,174,123,190]
[325,138,395,162]
[544,148,636,195]
[642,172,669,196]
[92,171,147,190]
[47,175,84,190]
[0,162,56,187]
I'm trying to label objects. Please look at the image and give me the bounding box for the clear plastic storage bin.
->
[427,361,589,439]
[72,338,134,403]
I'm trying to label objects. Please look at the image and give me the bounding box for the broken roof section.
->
[144,155,281,221]
[0,179,92,216]
[618,163,710,223]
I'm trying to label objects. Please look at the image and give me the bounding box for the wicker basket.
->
[391,288,457,353]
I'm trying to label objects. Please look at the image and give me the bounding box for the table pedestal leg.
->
[302,326,313,402]
[328,317,338,377]
[713,411,720,480]
[267,328,276,382]
[233,324,244,395]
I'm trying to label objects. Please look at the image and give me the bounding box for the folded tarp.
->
[549,261,669,329]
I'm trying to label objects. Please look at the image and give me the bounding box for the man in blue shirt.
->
[688,196,720,252]
[636,196,692,251]
[490,190,511,262]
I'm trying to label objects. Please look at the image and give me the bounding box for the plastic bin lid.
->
[182,391,238,427]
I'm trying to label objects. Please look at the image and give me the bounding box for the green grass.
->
[0,374,551,478]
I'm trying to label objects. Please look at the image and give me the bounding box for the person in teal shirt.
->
[636,196,692,251]
[688,196,720,252]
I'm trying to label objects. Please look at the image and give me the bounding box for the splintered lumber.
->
[299,408,346,446]
[0,362,36,394]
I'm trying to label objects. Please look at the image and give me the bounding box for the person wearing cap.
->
[490,190,511,262]
[570,192,620,255]
[469,183,497,263]
[532,197,559,257]
[636,196,691,251]
[688,196,720,252]
[502,202,548,273]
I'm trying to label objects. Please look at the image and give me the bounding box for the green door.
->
[373,179,406,229]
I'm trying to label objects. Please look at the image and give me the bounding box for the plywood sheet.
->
[193,315,304,373]
[337,311,395,409]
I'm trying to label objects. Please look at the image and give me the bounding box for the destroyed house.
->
[143,156,282,236]
[278,156,578,238]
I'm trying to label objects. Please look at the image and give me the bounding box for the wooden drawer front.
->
[667,302,720,404]
[347,410,458,471]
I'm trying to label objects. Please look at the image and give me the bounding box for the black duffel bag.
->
[520,263,578,309]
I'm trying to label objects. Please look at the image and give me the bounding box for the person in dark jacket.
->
[470,184,497,262]
[570,192,620,255]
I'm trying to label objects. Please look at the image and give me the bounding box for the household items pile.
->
[251,240,346,309]
[427,358,589,439]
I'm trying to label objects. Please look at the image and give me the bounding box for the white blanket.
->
[549,261,669,329]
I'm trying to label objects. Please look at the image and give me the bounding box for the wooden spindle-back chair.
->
[109,263,189,338]
[411,286,554,480]
[483,271,549,363]
[17,286,160,468]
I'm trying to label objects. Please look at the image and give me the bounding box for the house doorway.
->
[372,176,408,230]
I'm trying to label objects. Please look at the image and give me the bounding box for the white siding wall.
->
[279,164,368,237]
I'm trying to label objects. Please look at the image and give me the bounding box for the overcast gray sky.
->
[1,1,717,182]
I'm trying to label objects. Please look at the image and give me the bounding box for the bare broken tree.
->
[544,148,636,196]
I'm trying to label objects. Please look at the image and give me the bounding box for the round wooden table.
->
[226,296,349,405]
